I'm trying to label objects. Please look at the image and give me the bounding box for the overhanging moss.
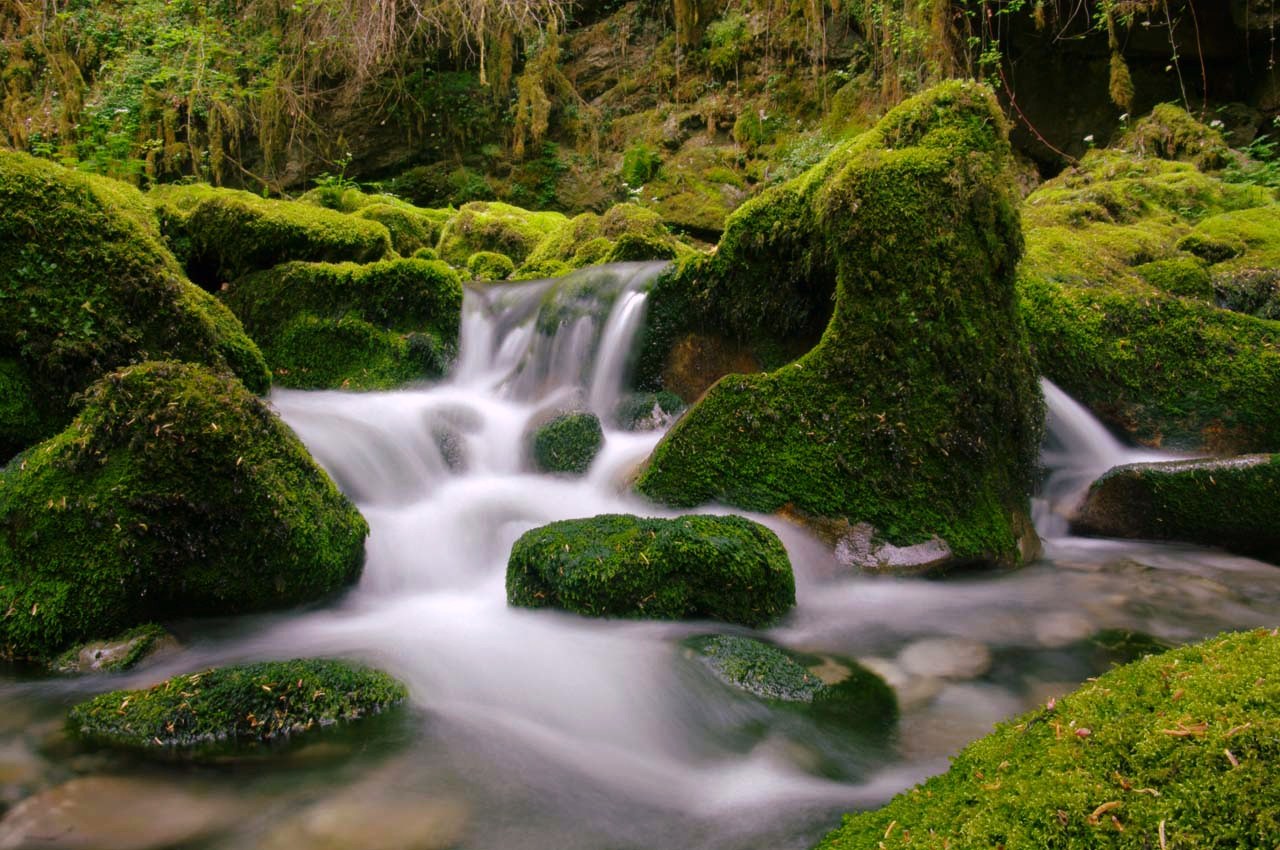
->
[0,151,270,458]
[0,361,368,661]
[814,628,1280,849]
[636,82,1042,565]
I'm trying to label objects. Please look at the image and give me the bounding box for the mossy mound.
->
[150,184,392,288]
[636,82,1042,567]
[0,151,270,458]
[507,514,794,628]
[814,628,1280,849]
[1072,455,1280,563]
[516,203,691,278]
[435,201,567,266]
[528,411,604,475]
[1018,146,1280,452]
[355,204,450,256]
[466,251,516,281]
[687,635,897,731]
[1119,103,1231,171]
[0,362,368,660]
[222,258,462,389]
[68,659,407,752]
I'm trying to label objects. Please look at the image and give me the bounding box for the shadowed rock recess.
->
[636,82,1043,569]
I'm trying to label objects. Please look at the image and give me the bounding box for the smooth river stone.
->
[898,683,1024,761]
[261,795,469,850]
[896,638,993,680]
[856,657,944,712]
[0,776,237,850]
[1033,611,1096,649]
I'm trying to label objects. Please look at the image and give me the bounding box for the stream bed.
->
[1,263,1278,850]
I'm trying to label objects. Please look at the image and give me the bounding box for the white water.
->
[5,268,1280,850]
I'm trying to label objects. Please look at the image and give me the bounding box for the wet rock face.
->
[834,523,955,577]
[1071,454,1280,564]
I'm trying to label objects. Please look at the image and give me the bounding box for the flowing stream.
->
[2,262,1279,850]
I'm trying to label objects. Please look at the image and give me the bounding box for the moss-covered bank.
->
[0,362,368,660]
[68,659,407,752]
[222,258,463,389]
[1072,455,1280,563]
[151,184,392,289]
[0,151,270,458]
[507,513,794,628]
[814,628,1280,849]
[636,82,1042,567]
[1017,132,1280,453]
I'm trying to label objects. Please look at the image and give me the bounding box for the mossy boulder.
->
[1072,455,1280,563]
[435,201,566,266]
[636,82,1042,568]
[0,151,270,458]
[150,184,392,288]
[686,635,897,733]
[528,411,604,475]
[221,258,462,389]
[1119,103,1232,172]
[1018,147,1280,453]
[506,514,794,628]
[516,203,691,278]
[355,203,450,256]
[67,659,407,753]
[814,628,1280,849]
[0,362,368,661]
[466,251,516,281]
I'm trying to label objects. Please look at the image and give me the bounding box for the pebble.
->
[0,775,237,850]
[897,638,993,681]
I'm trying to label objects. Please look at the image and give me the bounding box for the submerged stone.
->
[636,82,1042,570]
[0,362,368,661]
[814,628,1280,849]
[67,659,407,753]
[506,513,794,628]
[0,151,270,458]
[1072,455,1280,563]
[51,625,176,675]
[527,411,604,475]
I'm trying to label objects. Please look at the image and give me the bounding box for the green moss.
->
[529,411,603,475]
[150,183,392,288]
[507,513,794,628]
[68,659,407,752]
[814,628,1280,850]
[636,82,1042,566]
[1018,148,1280,452]
[1120,104,1231,172]
[52,624,169,674]
[1073,455,1280,562]
[517,203,690,277]
[222,258,462,390]
[466,251,516,281]
[0,152,271,455]
[354,203,449,256]
[621,141,662,187]
[0,362,368,661]
[435,201,567,266]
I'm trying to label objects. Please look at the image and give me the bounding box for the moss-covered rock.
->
[814,628,1280,849]
[67,659,407,753]
[528,411,604,475]
[1072,455,1280,563]
[1018,147,1280,453]
[516,203,691,278]
[52,624,173,675]
[1119,103,1232,172]
[435,201,566,266]
[221,258,462,389]
[466,251,516,281]
[636,82,1042,568]
[150,184,392,288]
[0,151,270,458]
[686,635,897,732]
[355,203,449,256]
[0,362,368,660]
[506,513,794,628]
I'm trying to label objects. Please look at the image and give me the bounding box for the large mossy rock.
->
[221,257,463,389]
[1072,455,1280,563]
[1018,128,1280,453]
[506,514,794,628]
[150,184,392,288]
[435,201,567,266]
[0,151,270,459]
[0,362,368,660]
[68,659,406,753]
[635,82,1043,568]
[814,628,1280,849]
